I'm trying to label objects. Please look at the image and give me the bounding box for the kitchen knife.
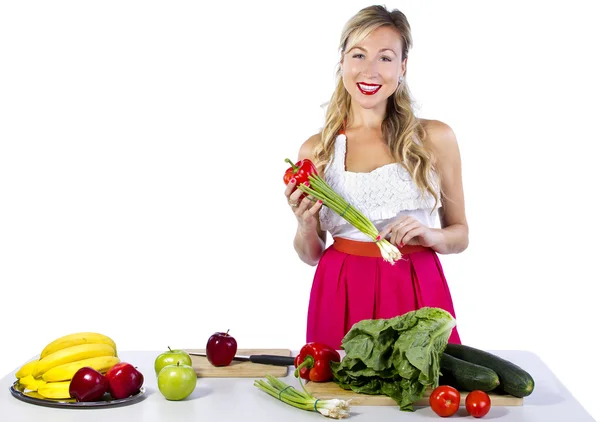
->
[189,352,295,366]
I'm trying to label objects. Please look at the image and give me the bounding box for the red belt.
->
[332,237,430,258]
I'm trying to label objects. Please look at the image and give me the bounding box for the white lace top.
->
[318,133,441,241]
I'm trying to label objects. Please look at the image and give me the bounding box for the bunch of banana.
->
[15,332,120,400]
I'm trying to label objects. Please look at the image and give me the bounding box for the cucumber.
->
[441,352,500,392]
[444,343,535,398]
[438,370,457,387]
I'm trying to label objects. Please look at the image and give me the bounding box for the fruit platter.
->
[9,382,146,409]
[10,332,146,408]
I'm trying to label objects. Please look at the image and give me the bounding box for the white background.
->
[1,0,599,419]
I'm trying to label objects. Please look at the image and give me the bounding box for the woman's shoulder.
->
[418,118,461,169]
[418,118,459,153]
[419,118,456,142]
[298,132,323,160]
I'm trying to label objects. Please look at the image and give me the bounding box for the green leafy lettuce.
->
[330,307,456,411]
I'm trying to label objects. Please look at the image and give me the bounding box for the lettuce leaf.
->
[330,307,456,411]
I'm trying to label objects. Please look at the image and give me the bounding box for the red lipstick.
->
[357,82,382,95]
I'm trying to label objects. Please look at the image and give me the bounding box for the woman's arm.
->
[287,134,327,266]
[424,119,469,254]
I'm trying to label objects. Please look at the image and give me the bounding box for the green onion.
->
[254,374,351,419]
[298,173,401,264]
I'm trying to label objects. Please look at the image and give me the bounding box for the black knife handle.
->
[249,354,296,366]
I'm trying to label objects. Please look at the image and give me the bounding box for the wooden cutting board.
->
[185,349,292,378]
[305,381,523,406]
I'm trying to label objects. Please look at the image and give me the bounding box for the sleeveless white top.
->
[318,133,441,242]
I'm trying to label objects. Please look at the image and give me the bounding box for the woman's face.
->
[341,26,406,112]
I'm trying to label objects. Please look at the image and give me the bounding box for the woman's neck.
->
[347,102,386,130]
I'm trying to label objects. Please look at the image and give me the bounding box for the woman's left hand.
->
[378,216,442,248]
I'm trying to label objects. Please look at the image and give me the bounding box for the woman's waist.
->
[331,236,431,258]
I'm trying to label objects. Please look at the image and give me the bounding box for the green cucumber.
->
[440,352,500,392]
[444,343,535,398]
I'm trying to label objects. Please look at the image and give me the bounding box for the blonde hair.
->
[313,5,441,210]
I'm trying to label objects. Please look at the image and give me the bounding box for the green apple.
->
[154,347,193,376]
[157,362,197,401]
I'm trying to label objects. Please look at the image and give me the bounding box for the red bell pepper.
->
[293,342,341,382]
[283,158,318,187]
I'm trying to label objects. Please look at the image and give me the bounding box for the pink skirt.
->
[306,237,461,349]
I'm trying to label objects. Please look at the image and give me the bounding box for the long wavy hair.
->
[312,5,441,210]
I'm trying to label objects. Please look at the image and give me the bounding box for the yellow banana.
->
[43,355,121,382]
[23,391,47,400]
[33,343,116,378]
[37,381,72,399]
[40,332,117,359]
[16,360,39,379]
[19,375,47,391]
[19,375,35,386]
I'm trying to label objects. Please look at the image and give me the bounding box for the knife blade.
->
[188,352,295,367]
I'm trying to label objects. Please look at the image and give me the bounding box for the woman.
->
[284,5,468,348]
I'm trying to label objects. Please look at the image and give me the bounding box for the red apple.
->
[105,362,144,399]
[69,367,109,402]
[206,329,237,367]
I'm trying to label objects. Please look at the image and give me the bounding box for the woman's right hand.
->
[284,178,323,233]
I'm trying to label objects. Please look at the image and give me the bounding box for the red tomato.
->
[466,390,491,418]
[429,385,460,417]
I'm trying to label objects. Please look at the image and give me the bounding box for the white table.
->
[0,350,595,421]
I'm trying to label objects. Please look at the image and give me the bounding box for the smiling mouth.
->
[357,83,382,95]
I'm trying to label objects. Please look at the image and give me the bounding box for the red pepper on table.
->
[293,342,341,382]
[283,158,318,187]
